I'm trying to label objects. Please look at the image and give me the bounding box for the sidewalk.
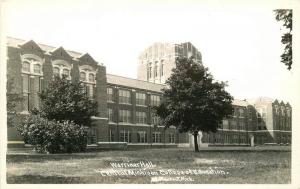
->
[6,145,291,155]
[197,145,291,151]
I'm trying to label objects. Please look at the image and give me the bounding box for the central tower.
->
[137,42,202,84]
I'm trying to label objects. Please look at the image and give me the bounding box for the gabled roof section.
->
[232,99,250,107]
[77,53,97,63]
[50,46,72,60]
[7,37,82,58]
[273,99,279,104]
[19,39,44,53]
[247,97,275,105]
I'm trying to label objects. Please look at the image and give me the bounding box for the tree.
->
[154,57,233,152]
[274,9,292,70]
[38,76,97,127]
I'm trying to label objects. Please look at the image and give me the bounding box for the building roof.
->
[106,74,165,92]
[232,99,250,107]
[247,97,275,104]
[7,37,83,58]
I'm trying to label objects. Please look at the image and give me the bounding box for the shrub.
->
[18,115,87,153]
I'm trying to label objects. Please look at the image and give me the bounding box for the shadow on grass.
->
[7,175,85,184]
[6,154,99,163]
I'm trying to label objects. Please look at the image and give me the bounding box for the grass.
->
[6,148,291,184]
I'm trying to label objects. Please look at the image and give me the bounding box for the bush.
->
[18,115,87,153]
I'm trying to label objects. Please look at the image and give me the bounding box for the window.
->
[248,110,252,121]
[107,88,114,102]
[161,62,164,76]
[136,92,146,105]
[233,134,238,143]
[136,111,147,124]
[80,72,86,81]
[287,109,291,117]
[150,95,160,106]
[52,60,71,79]
[149,66,152,78]
[275,105,279,115]
[33,64,41,74]
[154,62,158,77]
[87,129,97,144]
[62,69,70,77]
[109,130,115,142]
[281,108,285,116]
[239,109,245,118]
[222,119,229,129]
[22,62,30,72]
[120,130,132,143]
[152,132,162,143]
[108,108,114,122]
[151,114,160,125]
[20,56,44,111]
[86,84,94,99]
[79,68,96,99]
[22,75,30,111]
[230,120,237,129]
[89,73,95,82]
[119,109,131,123]
[22,75,29,93]
[233,108,238,117]
[169,133,175,143]
[119,89,131,104]
[53,67,60,76]
[79,66,96,84]
[137,131,147,143]
[239,121,245,130]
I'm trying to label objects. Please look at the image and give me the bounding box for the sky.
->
[1,0,298,104]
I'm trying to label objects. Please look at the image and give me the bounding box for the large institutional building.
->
[6,37,292,148]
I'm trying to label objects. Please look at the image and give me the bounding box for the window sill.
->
[119,103,132,105]
[136,104,147,107]
[20,111,30,115]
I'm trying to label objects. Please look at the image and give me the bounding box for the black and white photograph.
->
[0,0,299,188]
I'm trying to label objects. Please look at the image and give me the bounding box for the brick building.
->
[6,37,292,148]
[137,42,202,84]
[197,98,292,147]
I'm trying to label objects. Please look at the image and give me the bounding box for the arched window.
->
[53,67,60,76]
[20,54,44,112]
[33,64,41,74]
[88,73,95,82]
[22,62,30,72]
[79,65,96,100]
[62,68,70,78]
[80,72,86,81]
[52,59,72,79]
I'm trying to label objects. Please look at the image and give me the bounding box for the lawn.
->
[6,148,291,184]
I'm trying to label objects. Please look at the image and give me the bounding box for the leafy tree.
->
[274,9,292,70]
[39,76,97,127]
[154,57,233,152]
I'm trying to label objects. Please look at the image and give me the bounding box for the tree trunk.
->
[193,131,199,152]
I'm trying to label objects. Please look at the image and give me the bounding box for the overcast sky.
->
[2,0,298,104]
